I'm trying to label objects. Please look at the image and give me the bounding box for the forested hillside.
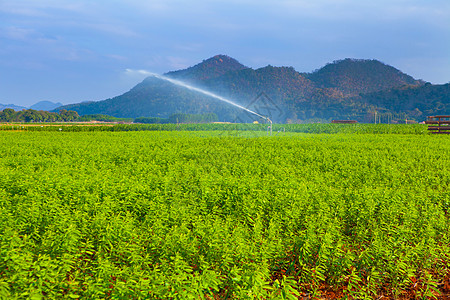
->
[361,83,450,118]
[305,58,424,95]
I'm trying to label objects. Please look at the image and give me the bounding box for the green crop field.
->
[0,128,449,299]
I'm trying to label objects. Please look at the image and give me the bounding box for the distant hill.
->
[30,101,63,111]
[1,101,63,112]
[0,103,27,111]
[55,55,449,123]
[305,58,425,95]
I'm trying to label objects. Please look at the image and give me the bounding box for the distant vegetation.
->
[0,122,428,135]
[361,83,450,118]
[0,109,220,125]
[135,113,218,124]
[77,114,133,123]
[0,109,135,123]
[0,108,79,122]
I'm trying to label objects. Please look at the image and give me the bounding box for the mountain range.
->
[0,103,27,111]
[57,55,449,123]
[30,101,63,111]
[0,101,62,112]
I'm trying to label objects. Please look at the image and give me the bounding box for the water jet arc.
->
[147,73,273,129]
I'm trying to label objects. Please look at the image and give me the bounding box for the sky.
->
[1,0,449,107]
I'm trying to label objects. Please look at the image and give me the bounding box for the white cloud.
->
[80,22,140,38]
[262,0,450,25]
[1,26,36,40]
[0,1,86,16]
[1,26,59,44]
[106,54,128,61]
[121,0,172,13]
[174,43,203,52]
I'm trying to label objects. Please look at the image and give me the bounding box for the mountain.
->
[0,103,27,111]
[59,76,241,120]
[30,101,63,111]
[1,101,63,112]
[55,55,448,122]
[305,58,425,95]
[165,55,248,82]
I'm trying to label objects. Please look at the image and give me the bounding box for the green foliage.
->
[0,109,79,123]
[361,83,450,118]
[0,123,429,137]
[0,122,429,135]
[134,116,168,124]
[135,113,218,124]
[77,114,133,123]
[167,113,218,124]
[0,130,448,299]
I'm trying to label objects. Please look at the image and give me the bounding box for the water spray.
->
[147,73,273,134]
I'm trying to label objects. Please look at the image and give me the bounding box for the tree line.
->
[0,109,219,124]
[0,108,80,122]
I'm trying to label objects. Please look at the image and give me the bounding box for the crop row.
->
[0,123,428,135]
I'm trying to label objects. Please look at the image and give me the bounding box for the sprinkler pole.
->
[265,117,272,135]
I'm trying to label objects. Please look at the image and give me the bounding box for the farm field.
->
[0,129,449,299]
[0,122,429,135]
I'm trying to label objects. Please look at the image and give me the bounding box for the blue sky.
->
[1,0,449,107]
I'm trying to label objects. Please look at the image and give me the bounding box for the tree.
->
[0,108,15,122]
[59,109,79,122]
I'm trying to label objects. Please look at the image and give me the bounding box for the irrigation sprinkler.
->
[264,117,273,135]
